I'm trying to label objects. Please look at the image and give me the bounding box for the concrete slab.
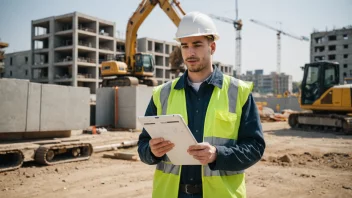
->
[40,84,90,131]
[26,82,41,132]
[0,79,29,133]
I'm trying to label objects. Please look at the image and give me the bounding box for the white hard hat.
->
[175,11,220,42]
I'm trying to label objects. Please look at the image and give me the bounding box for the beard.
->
[185,57,207,73]
[184,49,212,73]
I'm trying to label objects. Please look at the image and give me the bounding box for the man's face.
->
[180,36,215,73]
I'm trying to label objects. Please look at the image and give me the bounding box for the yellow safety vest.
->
[152,74,253,198]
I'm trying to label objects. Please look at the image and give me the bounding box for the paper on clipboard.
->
[138,114,201,165]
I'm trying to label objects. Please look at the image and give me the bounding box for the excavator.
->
[288,61,352,134]
[101,0,185,87]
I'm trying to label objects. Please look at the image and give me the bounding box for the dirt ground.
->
[0,122,351,198]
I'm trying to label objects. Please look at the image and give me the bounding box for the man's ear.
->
[210,42,216,55]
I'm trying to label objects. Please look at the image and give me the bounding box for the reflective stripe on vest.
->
[151,74,253,198]
[156,155,181,175]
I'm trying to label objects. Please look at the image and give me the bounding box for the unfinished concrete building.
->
[0,42,9,78]
[30,12,116,94]
[311,26,352,84]
[213,61,233,77]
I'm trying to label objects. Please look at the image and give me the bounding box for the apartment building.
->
[241,70,292,94]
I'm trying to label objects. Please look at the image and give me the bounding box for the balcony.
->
[77,56,96,67]
[55,55,73,66]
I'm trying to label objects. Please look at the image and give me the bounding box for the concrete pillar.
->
[72,13,78,86]
[30,21,34,80]
[95,21,99,89]
[48,18,55,84]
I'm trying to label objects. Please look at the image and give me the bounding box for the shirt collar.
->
[174,65,223,90]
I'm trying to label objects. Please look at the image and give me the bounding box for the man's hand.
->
[188,142,217,165]
[149,138,175,158]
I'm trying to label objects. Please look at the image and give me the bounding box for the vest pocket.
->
[214,111,237,139]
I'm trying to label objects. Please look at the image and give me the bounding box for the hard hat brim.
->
[174,33,220,42]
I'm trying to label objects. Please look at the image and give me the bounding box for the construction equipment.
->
[0,139,93,172]
[101,0,185,87]
[0,79,93,172]
[288,61,352,134]
[250,19,309,94]
[209,0,242,77]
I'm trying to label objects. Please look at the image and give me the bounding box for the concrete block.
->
[118,86,153,130]
[26,82,41,132]
[136,86,153,129]
[0,79,29,132]
[96,86,153,129]
[96,88,115,127]
[40,84,90,131]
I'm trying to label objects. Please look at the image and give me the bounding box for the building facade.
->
[3,50,31,80]
[311,26,352,84]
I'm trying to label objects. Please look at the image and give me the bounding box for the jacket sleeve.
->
[209,93,266,171]
[137,97,164,165]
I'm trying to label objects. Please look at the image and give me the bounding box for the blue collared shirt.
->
[138,66,265,185]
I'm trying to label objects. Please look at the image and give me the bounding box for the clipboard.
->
[138,114,201,165]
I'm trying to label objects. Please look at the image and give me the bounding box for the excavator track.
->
[289,113,352,134]
[0,149,24,172]
[143,78,158,86]
[34,142,93,165]
[103,76,139,87]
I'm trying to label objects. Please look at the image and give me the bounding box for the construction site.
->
[1,0,352,198]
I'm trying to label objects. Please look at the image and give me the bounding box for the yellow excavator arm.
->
[125,0,185,70]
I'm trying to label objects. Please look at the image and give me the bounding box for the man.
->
[138,11,265,198]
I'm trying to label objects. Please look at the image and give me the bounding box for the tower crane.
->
[209,0,242,78]
[249,19,309,75]
[250,19,308,94]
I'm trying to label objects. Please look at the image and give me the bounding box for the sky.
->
[0,0,351,81]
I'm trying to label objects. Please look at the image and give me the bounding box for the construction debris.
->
[93,140,138,153]
[256,102,297,122]
[103,152,140,161]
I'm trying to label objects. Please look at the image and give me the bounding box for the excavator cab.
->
[134,53,154,74]
[301,61,339,105]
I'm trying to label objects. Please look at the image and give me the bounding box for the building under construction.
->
[311,26,352,84]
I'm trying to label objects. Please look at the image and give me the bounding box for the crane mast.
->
[209,0,242,78]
